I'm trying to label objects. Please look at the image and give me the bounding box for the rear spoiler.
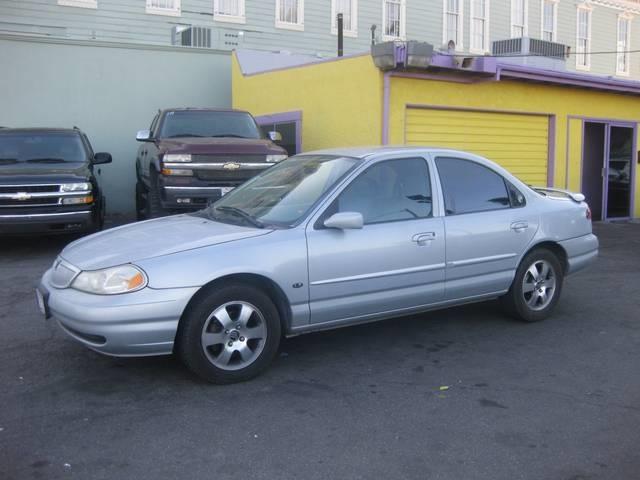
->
[531,187,586,203]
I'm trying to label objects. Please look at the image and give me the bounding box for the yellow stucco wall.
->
[232,53,383,151]
[233,52,640,218]
[389,76,640,217]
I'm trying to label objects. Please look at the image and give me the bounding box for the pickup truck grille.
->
[191,154,266,163]
[0,184,90,209]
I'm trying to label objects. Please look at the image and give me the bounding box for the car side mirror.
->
[136,129,152,142]
[268,131,283,143]
[92,152,112,164]
[324,212,364,230]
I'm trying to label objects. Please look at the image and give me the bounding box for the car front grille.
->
[191,154,267,163]
[195,169,265,184]
[0,184,90,209]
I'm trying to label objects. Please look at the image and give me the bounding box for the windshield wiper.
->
[208,134,250,139]
[25,157,67,163]
[166,134,204,138]
[215,206,264,228]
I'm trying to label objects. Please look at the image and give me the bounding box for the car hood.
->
[0,162,90,179]
[157,137,286,156]
[60,214,272,270]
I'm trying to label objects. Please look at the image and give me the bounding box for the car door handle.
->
[412,232,436,245]
[510,221,528,232]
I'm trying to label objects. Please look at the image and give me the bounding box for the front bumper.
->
[559,233,599,275]
[161,185,233,210]
[39,269,199,356]
[0,209,95,235]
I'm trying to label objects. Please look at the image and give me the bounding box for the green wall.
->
[0,35,231,214]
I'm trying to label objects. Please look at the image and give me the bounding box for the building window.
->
[383,0,406,40]
[146,0,180,16]
[214,0,245,24]
[276,0,304,30]
[58,0,97,9]
[576,6,592,70]
[541,0,557,42]
[331,0,358,37]
[511,0,527,37]
[617,15,632,76]
[470,0,489,53]
[443,0,464,50]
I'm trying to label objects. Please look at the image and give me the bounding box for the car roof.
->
[0,127,81,134]
[301,145,477,159]
[161,108,251,114]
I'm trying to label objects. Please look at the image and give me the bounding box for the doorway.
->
[581,121,635,221]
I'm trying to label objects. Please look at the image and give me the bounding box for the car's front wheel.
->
[501,248,564,322]
[177,284,281,384]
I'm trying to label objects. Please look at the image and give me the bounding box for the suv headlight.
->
[266,154,288,163]
[60,182,91,192]
[72,265,147,295]
[164,154,192,163]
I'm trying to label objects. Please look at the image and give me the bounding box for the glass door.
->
[605,126,634,219]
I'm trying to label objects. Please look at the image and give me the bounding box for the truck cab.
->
[135,108,287,219]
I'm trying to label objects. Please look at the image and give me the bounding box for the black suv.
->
[135,108,287,219]
[0,128,112,235]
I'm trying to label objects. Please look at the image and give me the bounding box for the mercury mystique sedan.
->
[37,147,598,384]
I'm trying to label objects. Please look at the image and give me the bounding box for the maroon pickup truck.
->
[135,108,287,219]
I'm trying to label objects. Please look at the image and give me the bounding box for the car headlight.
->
[164,154,191,163]
[266,154,288,163]
[60,182,91,192]
[72,265,147,295]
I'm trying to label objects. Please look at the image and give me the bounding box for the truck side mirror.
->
[136,129,152,142]
[268,131,283,143]
[93,152,112,164]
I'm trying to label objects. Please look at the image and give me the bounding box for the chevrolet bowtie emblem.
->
[12,192,31,201]
[223,162,241,170]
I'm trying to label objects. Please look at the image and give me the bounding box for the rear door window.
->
[435,157,511,215]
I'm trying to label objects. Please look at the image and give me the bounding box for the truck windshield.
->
[159,111,263,139]
[195,155,360,227]
[0,133,86,164]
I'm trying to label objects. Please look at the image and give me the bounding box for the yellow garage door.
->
[405,107,549,186]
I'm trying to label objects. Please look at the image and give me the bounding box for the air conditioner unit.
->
[492,37,568,70]
[172,26,212,48]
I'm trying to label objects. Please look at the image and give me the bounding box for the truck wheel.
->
[145,174,165,219]
[177,284,281,384]
[501,248,564,322]
[135,181,146,221]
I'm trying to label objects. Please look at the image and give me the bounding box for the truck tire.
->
[145,173,165,219]
[135,181,146,221]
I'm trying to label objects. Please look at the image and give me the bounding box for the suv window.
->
[436,157,510,215]
[0,132,87,164]
[334,158,433,224]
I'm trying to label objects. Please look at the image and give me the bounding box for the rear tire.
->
[177,284,281,384]
[501,248,564,322]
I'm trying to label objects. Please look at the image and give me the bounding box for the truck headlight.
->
[60,182,91,192]
[164,154,192,163]
[72,265,147,295]
[266,155,288,163]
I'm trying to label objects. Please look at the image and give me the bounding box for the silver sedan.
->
[37,147,598,383]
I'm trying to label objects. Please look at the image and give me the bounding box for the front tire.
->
[501,249,564,322]
[177,284,281,384]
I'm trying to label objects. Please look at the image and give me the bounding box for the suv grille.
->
[0,184,90,209]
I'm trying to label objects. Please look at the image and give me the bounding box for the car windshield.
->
[159,111,263,139]
[0,133,86,164]
[194,155,360,228]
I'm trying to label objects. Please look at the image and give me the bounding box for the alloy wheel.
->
[522,259,556,311]
[200,301,267,371]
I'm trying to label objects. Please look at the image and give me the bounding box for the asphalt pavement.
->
[1,221,639,480]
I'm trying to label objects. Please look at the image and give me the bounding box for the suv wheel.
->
[177,284,281,384]
[135,181,146,221]
[501,248,564,322]
[145,173,165,219]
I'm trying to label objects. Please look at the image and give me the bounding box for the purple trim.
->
[548,115,556,187]
[392,71,481,84]
[394,42,407,66]
[430,54,498,74]
[497,63,640,96]
[382,72,391,145]
[255,110,303,154]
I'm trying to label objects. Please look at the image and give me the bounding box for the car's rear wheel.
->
[177,284,281,384]
[501,248,564,322]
